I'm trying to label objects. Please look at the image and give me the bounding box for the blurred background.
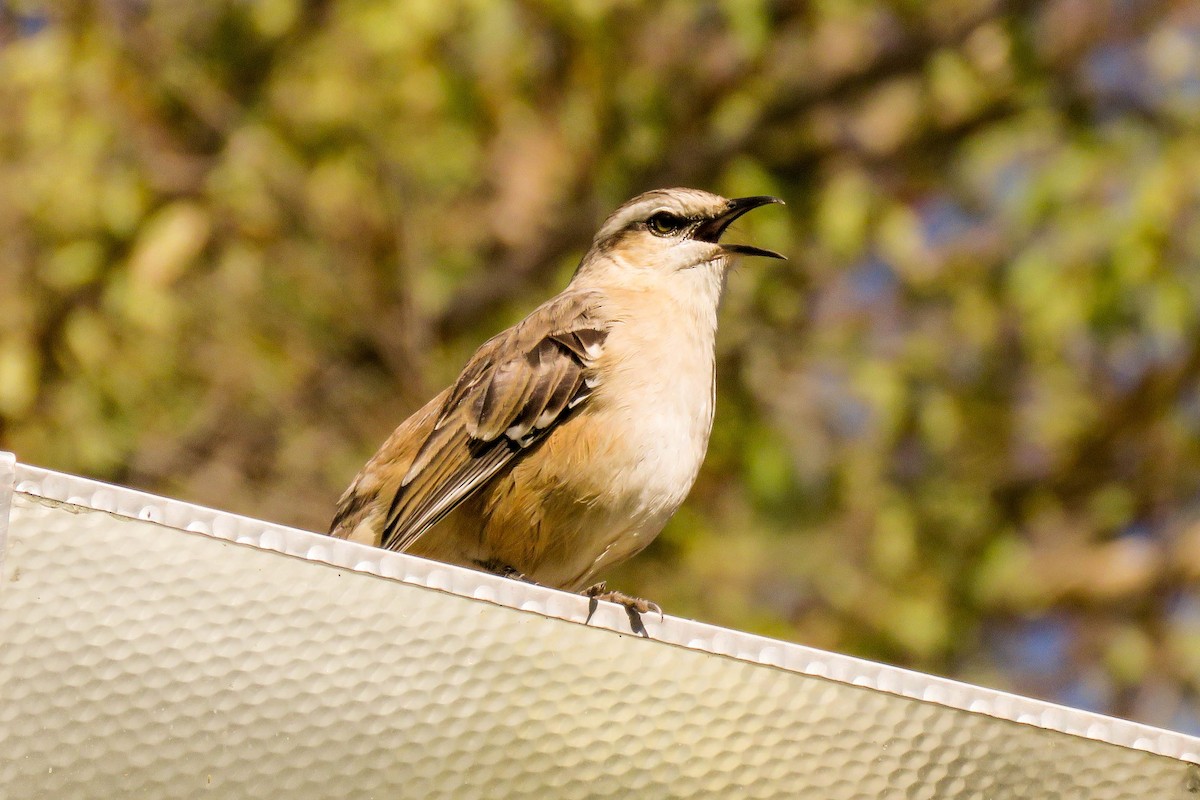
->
[3,0,1200,731]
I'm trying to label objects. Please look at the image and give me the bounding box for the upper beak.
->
[693,195,786,260]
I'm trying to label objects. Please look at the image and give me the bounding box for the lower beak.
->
[693,195,786,260]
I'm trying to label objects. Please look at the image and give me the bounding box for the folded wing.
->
[373,289,608,552]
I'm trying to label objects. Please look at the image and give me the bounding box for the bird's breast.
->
[589,304,717,517]
[461,286,723,589]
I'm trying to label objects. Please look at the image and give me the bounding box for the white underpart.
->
[562,255,727,584]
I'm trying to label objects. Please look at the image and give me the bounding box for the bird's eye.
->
[646,212,686,236]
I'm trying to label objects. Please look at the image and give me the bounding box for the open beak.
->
[693,195,786,260]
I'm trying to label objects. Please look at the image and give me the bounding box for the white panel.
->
[2,457,1198,798]
[0,450,13,577]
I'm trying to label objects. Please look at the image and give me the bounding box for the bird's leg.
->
[583,581,663,637]
[584,582,662,615]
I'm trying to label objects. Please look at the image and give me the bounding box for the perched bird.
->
[330,188,784,616]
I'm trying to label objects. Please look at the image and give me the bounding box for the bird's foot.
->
[475,559,536,584]
[583,582,663,637]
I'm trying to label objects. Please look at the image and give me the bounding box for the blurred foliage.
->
[4,0,1200,730]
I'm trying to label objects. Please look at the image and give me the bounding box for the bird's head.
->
[577,188,785,284]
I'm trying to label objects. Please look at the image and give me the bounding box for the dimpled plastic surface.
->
[0,450,12,573]
[2,487,1199,797]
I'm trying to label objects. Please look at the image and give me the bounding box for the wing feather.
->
[505,340,569,440]
[474,356,535,440]
[373,289,609,553]
[387,431,515,543]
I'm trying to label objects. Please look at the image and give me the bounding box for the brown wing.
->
[359,289,608,553]
[327,390,445,544]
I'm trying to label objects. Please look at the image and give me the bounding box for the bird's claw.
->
[583,582,663,636]
[476,559,533,583]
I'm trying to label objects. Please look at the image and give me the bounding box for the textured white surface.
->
[0,450,13,576]
[3,457,1200,798]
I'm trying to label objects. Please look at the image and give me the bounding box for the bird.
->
[329,187,784,621]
